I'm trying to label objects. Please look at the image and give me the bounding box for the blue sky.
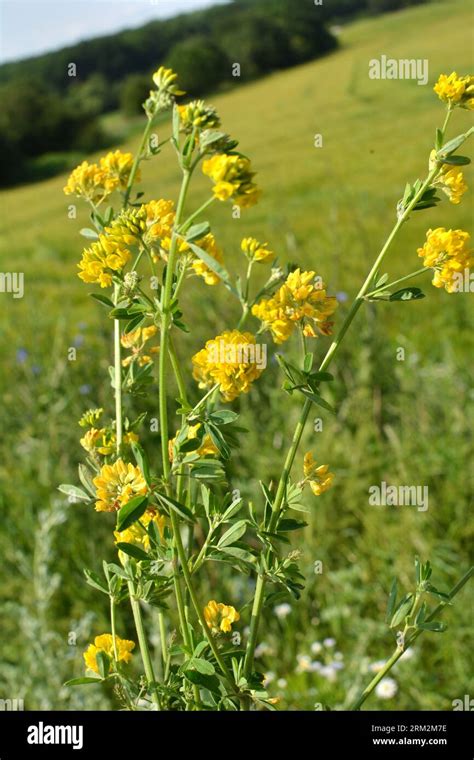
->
[0,0,229,63]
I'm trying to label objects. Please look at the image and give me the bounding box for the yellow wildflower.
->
[63,161,117,204]
[252,268,338,344]
[303,452,334,496]
[202,154,260,208]
[430,151,468,205]
[192,329,265,402]
[241,237,274,263]
[152,66,184,96]
[417,227,473,293]
[121,325,159,367]
[191,233,224,285]
[169,423,219,462]
[178,100,220,132]
[78,232,132,288]
[92,459,147,512]
[99,150,139,190]
[83,634,135,674]
[434,72,474,109]
[204,600,240,634]
[114,508,166,550]
[78,408,103,428]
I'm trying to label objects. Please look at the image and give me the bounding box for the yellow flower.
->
[152,66,184,95]
[78,408,103,428]
[80,427,104,454]
[64,161,117,204]
[417,227,473,293]
[202,154,260,208]
[303,452,334,496]
[121,325,159,367]
[252,268,338,344]
[92,459,147,512]
[114,509,166,550]
[430,151,468,205]
[192,329,265,402]
[83,634,135,674]
[169,423,219,462]
[178,100,220,132]
[204,600,240,634]
[241,237,274,263]
[191,233,224,285]
[434,72,474,109]
[78,232,132,288]
[99,150,139,190]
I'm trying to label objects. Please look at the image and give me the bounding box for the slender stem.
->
[128,583,161,710]
[243,162,442,680]
[350,567,473,710]
[110,596,119,661]
[113,284,123,449]
[179,196,215,233]
[124,118,155,207]
[365,267,429,299]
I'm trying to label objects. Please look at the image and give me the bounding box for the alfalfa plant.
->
[60,67,473,710]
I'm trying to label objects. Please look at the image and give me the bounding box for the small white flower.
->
[375,677,398,699]
[334,651,344,661]
[369,659,386,673]
[274,603,292,619]
[277,678,287,689]
[263,671,275,686]
[320,665,338,682]
[323,637,336,648]
[311,641,323,655]
[296,654,312,673]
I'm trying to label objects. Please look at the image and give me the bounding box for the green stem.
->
[113,284,123,449]
[110,596,119,661]
[179,196,215,233]
[243,162,441,680]
[128,582,161,710]
[158,611,168,674]
[365,267,429,299]
[350,566,473,710]
[124,118,155,207]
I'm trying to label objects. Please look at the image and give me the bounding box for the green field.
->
[0,0,472,710]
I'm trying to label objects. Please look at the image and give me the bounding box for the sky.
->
[0,0,229,64]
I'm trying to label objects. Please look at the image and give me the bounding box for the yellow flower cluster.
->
[202,154,260,208]
[189,234,224,285]
[64,151,138,203]
[417,227,473,293]
[152,66,184,96]
[178,100,221,132]
[80,428,138,457]
[303,452,334,496]
[203,600,240,634]
[83,634,135,674]
[192,329,265,402]
[78,233,132,288]
[121,325,159,367]
[434,72,474,109]
[114,509,166,550]
[78,408,103,428]
[430,151,468,205]
[93,459,147,512]
[169,423,219,462]
[252,268,338,344]
[241,236,274,263]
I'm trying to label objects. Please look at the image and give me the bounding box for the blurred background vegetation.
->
[0,0,472,711]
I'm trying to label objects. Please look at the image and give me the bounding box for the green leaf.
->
[131,442,151,486]
[90,293,115,308]
[184,669,221,694]
[116,494,148,531]
[191,658,215,675]
[303,353,313,373]
[185,222,211,242]
[80,228,99,240]
[208,410,239,425]
[390,593,414,628]
[64,677,102,686]
[115,542,149,562]
[386,578,398,623]
[83,569,109,595]
[417,620,447,633]
[389,287,425,302]
[415,556,421,585]
[440,154,470,166]
[155,491,196,524]
[58,484,91,502]
[277,518,307,532]
[300,389,335,414]
[217,519,247,548]
[438,131,470,157]
[95,650,109,679]
[187,241,237,295]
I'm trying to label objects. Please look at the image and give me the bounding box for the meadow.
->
[0,0,472,710]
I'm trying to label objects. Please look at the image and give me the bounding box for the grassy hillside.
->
[0,0,472,710]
